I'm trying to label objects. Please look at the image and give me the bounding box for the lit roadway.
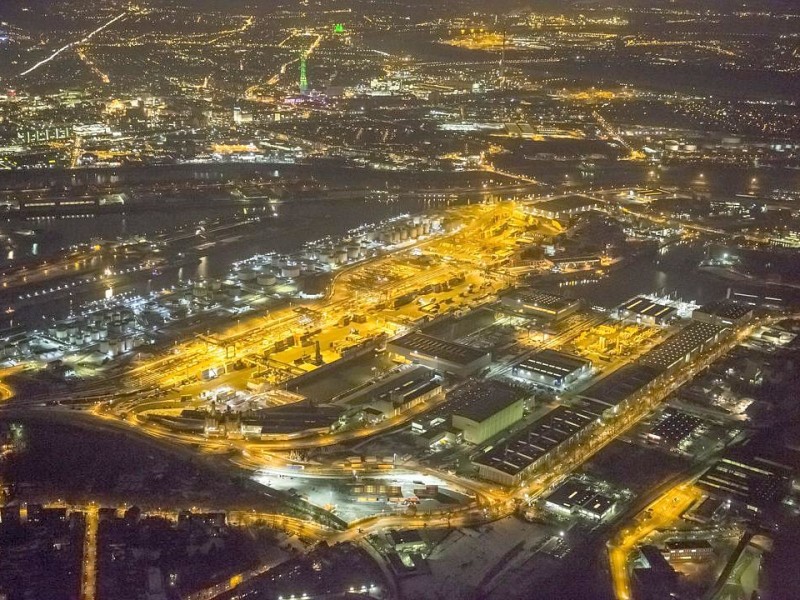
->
[1,202,530,490]
[38,500,378,600]
[246,31,323,98]
[512,319,765,509]
[0,195,787,600]
[607,481,701,600]
[17,11,130,78]
[80,504,99,600]
[578,189,778,246]
[114,202,528,391]
[111,280,765,525]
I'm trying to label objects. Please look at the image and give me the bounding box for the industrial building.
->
[577,364,661,417]
[617,296,677,326]
[543,478,616,522]
[578,319,729,416]
[661,539,714,562]
[387,332,491,377]
[646,409,703,448]
[512,349,592,389]
[340,365,443,419]
[639,321,728,372]
[449,380,525,444]
[698,449,794,511]
[388,529,427,554]
[499,288,581,321]
[692,300,753,327]
[527,195,600,220]
[473,406,596,486]
[633,546,680,600]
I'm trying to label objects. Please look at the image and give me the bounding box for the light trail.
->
[18,11,128,78]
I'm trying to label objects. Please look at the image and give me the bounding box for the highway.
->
[18,11,130,78]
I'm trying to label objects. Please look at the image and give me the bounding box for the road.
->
[18,11,130,78]
[80,504,99,600]
[607,482,701,600]
[1,187,790,600]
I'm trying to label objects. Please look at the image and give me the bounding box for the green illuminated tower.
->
[299,52,309,94]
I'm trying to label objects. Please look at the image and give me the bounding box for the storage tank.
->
[237,268,258,283]
[281,264,300,278]
[257,273,277,286]
[107,338,122,355]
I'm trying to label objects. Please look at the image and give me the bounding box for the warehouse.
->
[512,349,592,389]
[500,288,581,321]
[527,195,600,220]
[339,365,443,418]
[449,380,525,444]
[387,331,491,377]
[577,364,661,417]
[639,321,728,372]
[473,406,596,486]
[646,409,703,447]
[617,296,677,326]
[698,450,793,510]
[543,478,617,522]
[692,300,753,327]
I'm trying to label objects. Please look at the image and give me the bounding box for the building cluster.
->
[0,504,83,600]
[473,300,749,485]
[96,507,254,600]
